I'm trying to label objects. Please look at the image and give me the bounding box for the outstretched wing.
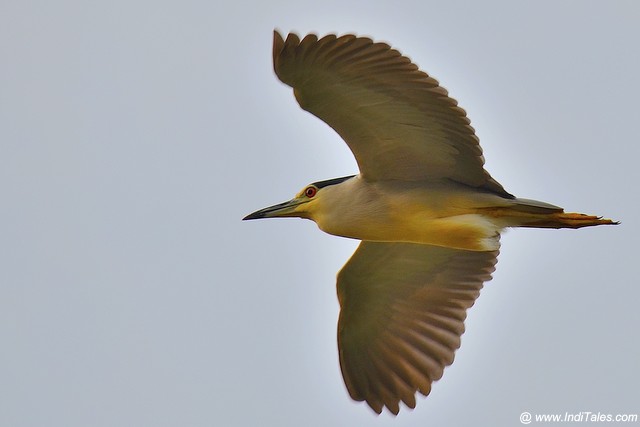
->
[272,31,509,196]
[337,241,498,414]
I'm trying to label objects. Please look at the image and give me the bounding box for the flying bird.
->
[243,30,617,415]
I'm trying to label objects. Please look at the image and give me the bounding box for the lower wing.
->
[336,241,499,414]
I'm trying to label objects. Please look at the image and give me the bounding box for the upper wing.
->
[337,241,498,414]
[273,31,510,196]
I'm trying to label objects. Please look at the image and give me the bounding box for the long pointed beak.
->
[243,198,305,220]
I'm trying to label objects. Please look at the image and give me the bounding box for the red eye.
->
[305,187,317,198]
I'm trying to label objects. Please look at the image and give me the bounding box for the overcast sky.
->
[1,1,638,426]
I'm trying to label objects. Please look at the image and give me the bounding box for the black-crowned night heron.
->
[243,31,617,415]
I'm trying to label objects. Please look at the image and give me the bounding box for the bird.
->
[243,30,618,415]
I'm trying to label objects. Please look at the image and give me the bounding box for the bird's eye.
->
[305,187,317,198]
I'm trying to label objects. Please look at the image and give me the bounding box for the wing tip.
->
[272,29,285,74]
[273,29,284,45]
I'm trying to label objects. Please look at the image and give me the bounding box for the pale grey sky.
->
[1,1,638,426]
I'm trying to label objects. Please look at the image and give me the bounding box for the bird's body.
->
[299,177,505,249]
[258,174,610,251]
[244,30,617,415]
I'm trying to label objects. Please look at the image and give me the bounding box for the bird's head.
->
[242,175,355,221]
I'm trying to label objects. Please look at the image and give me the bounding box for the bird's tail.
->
[480,198,619,229]
[518,211,619,229]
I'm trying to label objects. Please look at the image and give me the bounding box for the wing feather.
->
[273,31,510,196]
[337,241,498,413]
